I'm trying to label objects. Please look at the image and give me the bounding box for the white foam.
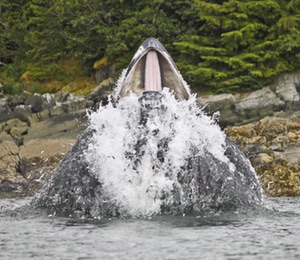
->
[85,89,228,217]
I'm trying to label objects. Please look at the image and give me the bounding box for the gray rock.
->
[0,98,13,123]
[8,94,26,109]
[13,105,32,122]
[49,104,65,117]
[42,93,56,110]
[275,73,300,102]
[198,93,236,110]
[55,91,70,103]
[283,145,300,165]
[198,94,237,126]
[235,87,285,111]
[4,118,29,134]
[230,87,285,124]
[25,94,44,113]
[61,95,87,113]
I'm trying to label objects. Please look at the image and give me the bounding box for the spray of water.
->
[85,88,231,217]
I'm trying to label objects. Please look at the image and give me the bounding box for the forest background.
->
[1,0,300,95]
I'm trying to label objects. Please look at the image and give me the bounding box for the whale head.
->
[114,37,191,101]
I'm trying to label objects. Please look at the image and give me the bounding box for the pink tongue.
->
[144,50,162,92]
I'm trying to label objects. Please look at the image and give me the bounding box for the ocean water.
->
[1,89,294,259]
[1,196,300,260]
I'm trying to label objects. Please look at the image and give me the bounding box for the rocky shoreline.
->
[198,71,300,127]
[226,117,300,196]
[201,71,300,197]
[0,71,300,197]
[0,113,86,196]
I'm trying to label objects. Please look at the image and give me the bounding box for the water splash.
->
[33,88,262,219]
[84,89,234,217]
[33,37,263,218]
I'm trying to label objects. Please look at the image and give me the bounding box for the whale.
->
[33,38,263,218]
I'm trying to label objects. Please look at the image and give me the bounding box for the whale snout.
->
[115,38,191,101]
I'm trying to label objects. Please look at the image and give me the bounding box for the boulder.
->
[42,93,56,110]
[49,104,65,117]
[4,118,29,133]
[282,145,300,165]
[61,95,87,113]
[8,94,26,110]
[2,118,29,145]
[25,93,44,113]
[234,87,285,117]
[275,73,300,102]
[13,105,32,122]
[198,93,238,127]
[55,91,70,103]
[0,98,13,123]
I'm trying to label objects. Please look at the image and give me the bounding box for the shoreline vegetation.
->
[1,1,300,96]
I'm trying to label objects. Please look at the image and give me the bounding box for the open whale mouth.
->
[115,38,191,101]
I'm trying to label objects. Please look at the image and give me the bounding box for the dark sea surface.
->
[1,197,300,260]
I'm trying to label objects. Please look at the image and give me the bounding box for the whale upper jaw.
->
[115,37,191,101]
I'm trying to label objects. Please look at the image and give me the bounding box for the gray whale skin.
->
[33,38,263,218]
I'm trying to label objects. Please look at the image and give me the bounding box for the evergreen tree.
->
[1,0,300,94]
[0,0,27,66]
[273,0,300,69]
[174,0,299,93]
